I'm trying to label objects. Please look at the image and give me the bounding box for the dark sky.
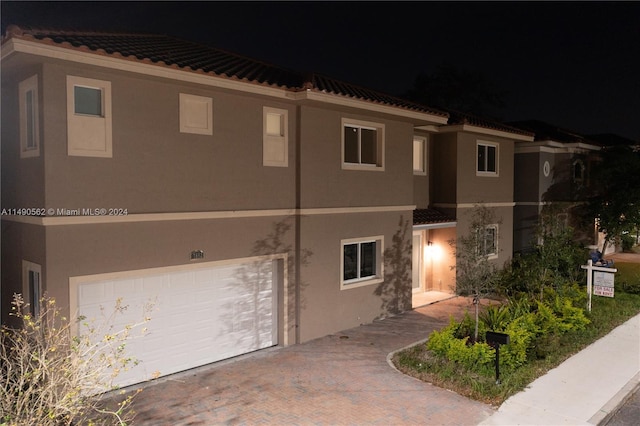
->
[2,1,639,141]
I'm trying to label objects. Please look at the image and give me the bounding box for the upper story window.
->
[477,141,498,176]
[180,93,213,135]
[19,75,40,158]
[263,107,288,167]
[413,136,427,175]
[67,76,112,157]
[342,118,385,171]
[477,224,499,259]
[340,236,384,289]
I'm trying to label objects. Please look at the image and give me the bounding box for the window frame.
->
[476,224,499,259]
[340,235,384,290]
[66,75,112,157]
[263,106,289,167]
[413,135,427,175]
[341,118,385,171]
[22,260,42,317]
[19,75,40,158]
[573,159,585,183]
[476,141,499,176]
[179,93,213,135]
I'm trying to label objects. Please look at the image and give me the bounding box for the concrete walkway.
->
[480,313,640,425]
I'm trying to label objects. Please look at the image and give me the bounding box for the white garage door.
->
[75,259,277,388]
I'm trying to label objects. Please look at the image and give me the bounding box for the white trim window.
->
[477,225,499,259]
[263,107,288,167]
[67,75,112,157]
[22,260,42,317]
[180,93,213,135]
[19,75,40,158]
[342,118,385,170]
[477,141,498,176]
[340,236,384,289]
[413,135,427,175]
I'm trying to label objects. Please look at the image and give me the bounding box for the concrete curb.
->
[589,372,640,425]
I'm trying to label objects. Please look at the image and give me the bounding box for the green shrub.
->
[500,313,539,368]
[622,234,635,252]
[479,304,510,331]
[427,322,495,371]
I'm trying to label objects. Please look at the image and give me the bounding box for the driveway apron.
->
[126,297,494,425]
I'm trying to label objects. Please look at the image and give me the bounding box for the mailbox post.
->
[486,331,510,384]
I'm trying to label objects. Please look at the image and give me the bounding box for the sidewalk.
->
[480,313,640,425]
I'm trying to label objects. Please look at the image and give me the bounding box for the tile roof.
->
[448,111,535,137]
[508,120,594,144]
[2,25,447,118]
[413,208,455,225]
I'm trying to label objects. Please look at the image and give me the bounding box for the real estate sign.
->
[593,271,615,298]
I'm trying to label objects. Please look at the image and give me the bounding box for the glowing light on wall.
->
[424,240,443,262]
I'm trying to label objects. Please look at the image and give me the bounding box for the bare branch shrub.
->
[1,294,152,425]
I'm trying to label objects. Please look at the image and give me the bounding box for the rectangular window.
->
[263,107,288,167]
[74,86,103,116]
[341,236,384,289]
[477,142,498,175]
[342,119,385,170]
[19,75,40,158]
[477,225,499,258]
[67,75,112,157]
[413,136,427,175]
[180,93,213,135]
[22,261,42,317]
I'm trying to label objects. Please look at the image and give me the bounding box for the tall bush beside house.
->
[1,294,152,426]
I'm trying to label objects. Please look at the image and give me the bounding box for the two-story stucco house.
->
[510,120,601,253]
[1,26,453,386]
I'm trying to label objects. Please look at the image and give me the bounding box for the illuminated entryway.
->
[412,209,458,308]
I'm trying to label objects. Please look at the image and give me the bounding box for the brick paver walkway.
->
[120,297,493,425]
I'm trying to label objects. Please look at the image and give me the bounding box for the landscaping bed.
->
[393,262,640,406]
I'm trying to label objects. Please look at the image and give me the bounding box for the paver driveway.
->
[123,297,494,425]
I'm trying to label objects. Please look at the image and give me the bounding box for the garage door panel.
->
[76,259,276,388]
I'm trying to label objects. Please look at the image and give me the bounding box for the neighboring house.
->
[1,26,451,387]
[510,120,602,253]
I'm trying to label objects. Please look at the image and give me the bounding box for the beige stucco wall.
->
[455,133,514,204]
[298,210,413,342]
[431,132,457,204]
[39,61,296,213]
[298,105,414,208]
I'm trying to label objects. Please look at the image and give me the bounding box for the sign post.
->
[486,331,510,384]
[581,260,617,311]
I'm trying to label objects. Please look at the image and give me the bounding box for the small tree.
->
[1,294,152,426]
[450,205,501,342]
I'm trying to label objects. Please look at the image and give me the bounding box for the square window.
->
[341,236,384,289]
[342,119,385,170]
[74,86,103,116]
[180,93,213,135]
[477,142,498,175]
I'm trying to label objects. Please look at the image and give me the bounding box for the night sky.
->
[2,1,639,141]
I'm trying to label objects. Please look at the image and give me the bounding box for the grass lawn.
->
[392,262,640,406]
